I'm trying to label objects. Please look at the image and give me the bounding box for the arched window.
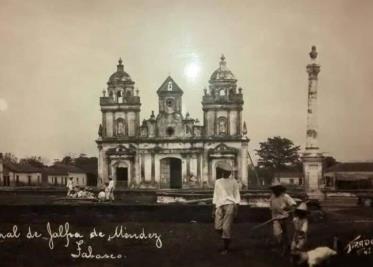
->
[217,117,227,135]
[117,90,123,103]
[167,81,173,91]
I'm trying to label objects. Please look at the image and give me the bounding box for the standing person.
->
[108,177,115,201]
[269,180,296,256]
[66,177,74,197]
[104,182,110,200]
[212,165,241,255]
[291,202,308,253]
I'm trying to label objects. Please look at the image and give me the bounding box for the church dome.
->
[108,58,133,84]
[210,55,236,81]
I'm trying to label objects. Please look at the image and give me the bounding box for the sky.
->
[0,0,372,164]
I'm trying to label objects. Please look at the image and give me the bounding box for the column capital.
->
[307,46,320,79]
[307,64,320,79]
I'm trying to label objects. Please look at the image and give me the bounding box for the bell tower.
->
[97,58,141,185]
[156,76,184,138]
[157,76,183,114]
[99,58,141,138]
[202,55,244,137]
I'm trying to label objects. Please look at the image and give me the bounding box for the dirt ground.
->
[0,205,372,267]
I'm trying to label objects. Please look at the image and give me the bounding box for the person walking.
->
[212,165,241,255]
[269,180,296,256]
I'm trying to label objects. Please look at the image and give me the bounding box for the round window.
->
[166,98,174,107]
[166,127,175,136]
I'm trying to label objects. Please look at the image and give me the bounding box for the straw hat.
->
[216,161,233,172]
[269,179,286,189]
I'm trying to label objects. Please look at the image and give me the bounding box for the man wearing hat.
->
[212,162,241,255]
[269,179,296,255]
[291,202,308,253]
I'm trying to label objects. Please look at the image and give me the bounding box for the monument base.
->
[302,149,324,201]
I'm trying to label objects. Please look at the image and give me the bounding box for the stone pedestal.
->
[302,150,324,200]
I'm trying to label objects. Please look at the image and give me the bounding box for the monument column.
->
[302,46,324,200]
[240,142,249,188]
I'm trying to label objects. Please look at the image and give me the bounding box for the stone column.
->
[202,150,209,187]
[135,148,140,186]
[240,142,249,188]
[151,152,155,184]
[97,145,103,187]
[112,112,115,137]
[306,46,321,151]
[186,155,191,178]
[302,46,324,200]
[141,154,145,183]
[0,153,3,185]
[227,109,231,135]
[197,153,201,183]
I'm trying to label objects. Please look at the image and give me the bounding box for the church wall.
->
[114,111,126,136]
[98,57,249,190]
[127,111,136,136]
[106,112,114,137]
[144,153,152,182]
[189,156,197,178]
[216,110,228,119]
[229,110,238,135]
[206,110,215,136]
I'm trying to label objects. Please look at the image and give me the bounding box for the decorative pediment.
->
[209,143,238,154]
[106,145,135,155]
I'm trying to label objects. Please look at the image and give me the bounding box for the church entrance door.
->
[116,167,128,188]
[160,157,182,189]
[170,158,182,189]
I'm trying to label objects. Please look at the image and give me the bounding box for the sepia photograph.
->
[0,0,372,266]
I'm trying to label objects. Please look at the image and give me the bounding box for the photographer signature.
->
[345,235,373,255]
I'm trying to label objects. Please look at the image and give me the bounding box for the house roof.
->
[44,166,68,176]
[50,163,86,174]
[327,162,373,172]
[3,161,42,173]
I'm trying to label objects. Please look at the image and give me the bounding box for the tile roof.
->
[52,163,86,174]
[44,166,68,176]
[3,161,42,173]
[156,76,183,94]
[327,162,373,172]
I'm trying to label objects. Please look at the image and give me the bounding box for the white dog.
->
[295,246,337,267]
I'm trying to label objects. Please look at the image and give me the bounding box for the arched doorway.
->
[160,157,182,189]
[110,161,130,188]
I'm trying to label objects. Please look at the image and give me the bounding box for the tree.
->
[256,136,300,170]
[61,156,73,165]
[324,156,338,169]
[3,152,18,163]
[19,156,46,168]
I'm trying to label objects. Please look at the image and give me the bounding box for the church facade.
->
[96,56,249,189]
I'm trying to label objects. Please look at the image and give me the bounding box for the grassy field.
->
[0,203,372,267]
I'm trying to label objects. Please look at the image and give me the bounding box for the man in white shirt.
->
[269,180,296,255]
[212,167,241,255]
[66,177,74,197]
[108,177,115,201]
